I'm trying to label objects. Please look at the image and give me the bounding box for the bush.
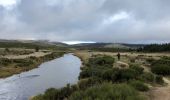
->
[32,94,44,100]
[155,75,164,84]
[151,64,170,75]
[69,83,145,100]
[102,68,139,82]
[119,69,138,81]
[79,68,91,79]
[128,80,149,91]
[129,64,144,74]
[78,77,102,90]
[43,88,59,100]
[102,68,119,81]
[0,58,12,66]
[89,56,115,66]
[32,84,74,100]
[139,72,155,83]
[35,46,39,52]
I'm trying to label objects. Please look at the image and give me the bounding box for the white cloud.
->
[63,41,96,45]
[0,0,18,9]
[103,11,130,24]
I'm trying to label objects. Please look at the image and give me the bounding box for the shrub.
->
[69,83,145,100]
[79,68,91,79]
[32,94,44,100]
[5,48,10,52]
[35,46,39,52]
[128,80,149,91]
[78,77,102,90]
[89,56,115,66]
[151,64,170,75]
[129,64,144,74]
[43,88,59,100]
[155,75,164,84]
[102,68,119,81]
[32,84,75,100]
[102,68,139,82]
[139,72,154,83]
[119,69,138,81]
[0,58,12,66]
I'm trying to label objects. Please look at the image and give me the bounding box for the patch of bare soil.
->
[150,77,170,100]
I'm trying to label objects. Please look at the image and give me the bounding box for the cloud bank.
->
[0,0,170,43]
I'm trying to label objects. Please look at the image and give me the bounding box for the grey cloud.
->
[0,0,170,43]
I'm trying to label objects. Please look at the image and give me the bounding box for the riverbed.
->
[0,54,81,100]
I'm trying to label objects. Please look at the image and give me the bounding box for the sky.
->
[0,0,170,44]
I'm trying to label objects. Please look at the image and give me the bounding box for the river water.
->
[0,54,81,100]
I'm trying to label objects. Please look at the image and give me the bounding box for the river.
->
[0,54,81,100]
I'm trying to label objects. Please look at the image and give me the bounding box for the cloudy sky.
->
[0,0,170,43]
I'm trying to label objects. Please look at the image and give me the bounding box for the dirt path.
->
[150,77,170,100]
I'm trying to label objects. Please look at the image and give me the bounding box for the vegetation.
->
[69,83,145,100]
[32,83,145,100]
[128,80,149,92]
[150,57,170,75]
[35,46,39,52]
[138,43,170,52]
[0,49,34,56]
[139,72,155,83]
[0,52,65,78]
[1,41,169,99]
[79,56,115,79]
[0,41,68,51]
[33,54,164,100]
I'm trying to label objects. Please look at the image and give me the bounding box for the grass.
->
[0,48,34,56]
[0,51,65,78]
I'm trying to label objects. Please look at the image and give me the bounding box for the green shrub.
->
[151,64,170,75]
[32,84,74,100]
[89,56,115,66]
[128,80,149,91]
[79,68,91,79]
[102,68,139,82]
[78,77,102,90]
[69,83,145,100]
[102,68,119,81]
[129,64,144,74]
[139,72,155,83]
[119,69,138,81]
[43,88,59,100]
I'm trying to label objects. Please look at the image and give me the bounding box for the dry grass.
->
[1,51,51,59]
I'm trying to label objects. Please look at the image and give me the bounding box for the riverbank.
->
[0,51,65,78]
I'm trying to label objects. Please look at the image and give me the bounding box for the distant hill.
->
[72,43,145,49]
[0,40,146,51]
[0,39,68,49]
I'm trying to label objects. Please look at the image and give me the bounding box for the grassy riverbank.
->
[0,51,65,78]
